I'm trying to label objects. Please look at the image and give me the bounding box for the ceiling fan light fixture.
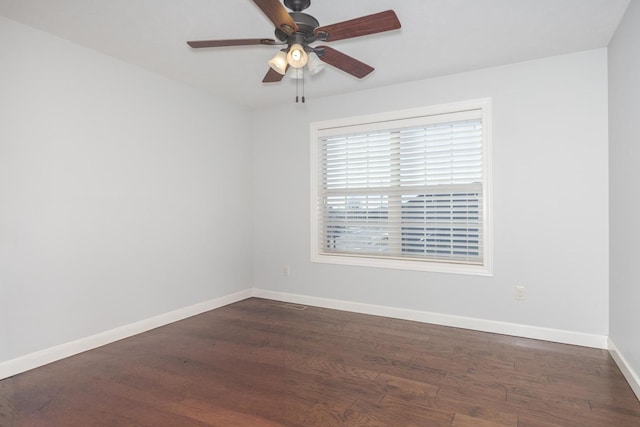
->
[187,3,401,86]
[287,44,308,68]
[306,51,325,76]
[268,51,288,75]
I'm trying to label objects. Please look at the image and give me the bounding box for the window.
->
[310,99,492,275]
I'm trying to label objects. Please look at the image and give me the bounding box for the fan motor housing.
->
[275,12,319,41]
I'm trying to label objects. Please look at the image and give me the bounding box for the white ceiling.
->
[0,0,630,108]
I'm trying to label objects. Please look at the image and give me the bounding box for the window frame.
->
[310,99,493,276]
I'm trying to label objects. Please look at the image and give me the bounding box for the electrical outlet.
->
[283,265,290,276]
[515,286,526,301]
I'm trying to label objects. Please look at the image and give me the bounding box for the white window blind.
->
[311,102,491,274]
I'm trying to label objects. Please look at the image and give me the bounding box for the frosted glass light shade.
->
[268,51,288,75]
[289,67,304,79]
[287,44,308,68]
[306,51,325,76]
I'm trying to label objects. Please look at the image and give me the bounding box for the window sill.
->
[311,252,493,276]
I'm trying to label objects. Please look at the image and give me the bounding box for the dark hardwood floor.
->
[1,297,639,426]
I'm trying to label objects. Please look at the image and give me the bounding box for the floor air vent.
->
[272,302,308,311]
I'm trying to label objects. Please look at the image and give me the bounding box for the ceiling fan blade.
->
[187,38,277,48]
[253,0,299,35]
[314,10,401,42]
[262,67,287,83]
[316,46,374,79]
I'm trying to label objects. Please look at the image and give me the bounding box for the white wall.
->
[0,17,253,363]
[252,49,609,338]
[608,0,640,390]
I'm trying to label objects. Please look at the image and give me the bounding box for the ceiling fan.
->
[187,0,401,84]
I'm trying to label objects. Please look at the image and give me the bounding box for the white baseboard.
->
[608,338,640,401]
[1,287,613,382]
[0,288,252,380]
[251,288,609,349]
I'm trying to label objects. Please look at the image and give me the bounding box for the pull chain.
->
[295,68,306,103]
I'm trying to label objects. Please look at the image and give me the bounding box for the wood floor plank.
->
[1,297,639,426]
[348,396,455,426]
[517,415,567,427]
[436,398,518,427]
[374,372,440,401]
[452,412,516,427]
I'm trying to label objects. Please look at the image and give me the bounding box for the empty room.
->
[1,0,639,425]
